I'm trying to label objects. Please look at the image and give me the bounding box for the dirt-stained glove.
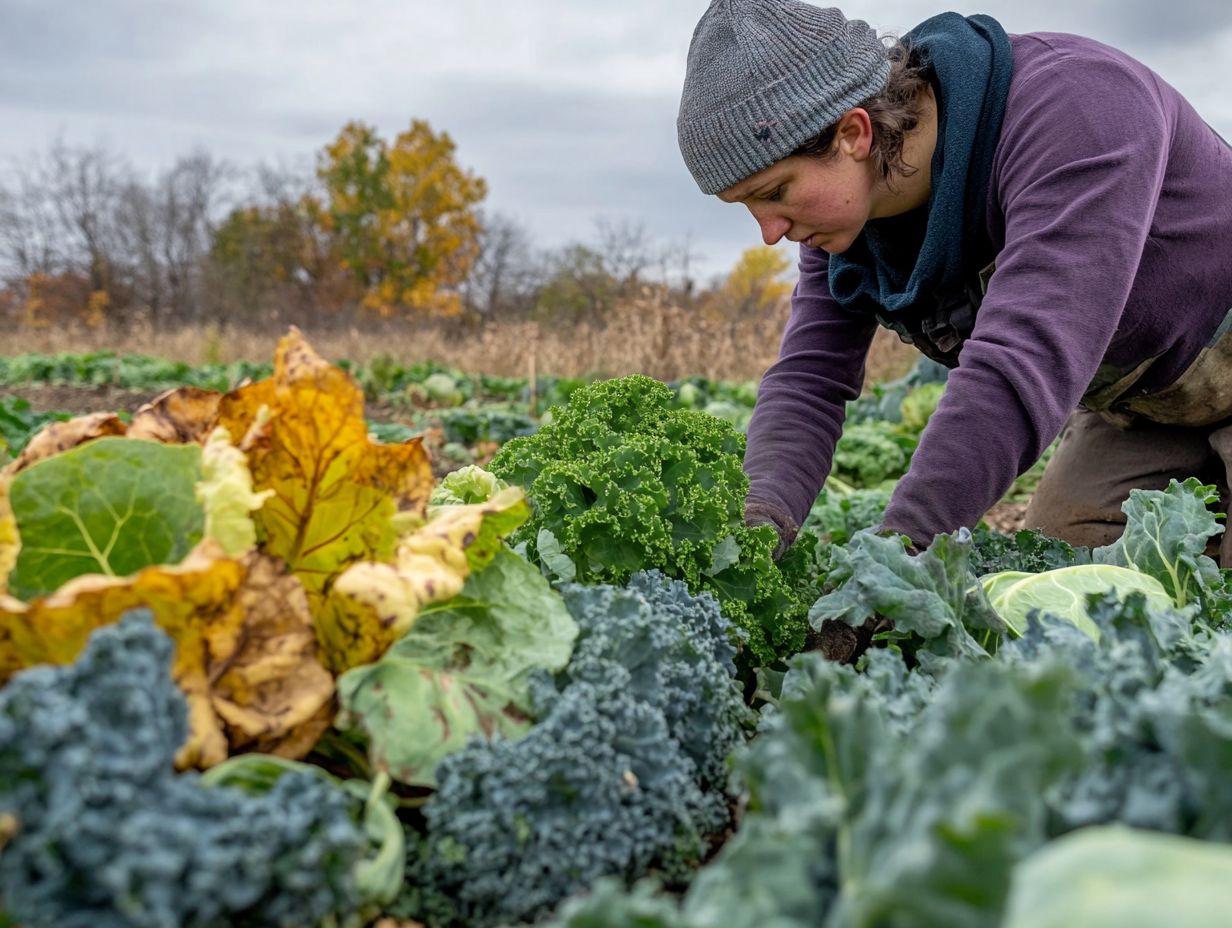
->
[814,615,895,665]
[743,497,799,561]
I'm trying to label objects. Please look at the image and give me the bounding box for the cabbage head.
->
[980,564,1173,640]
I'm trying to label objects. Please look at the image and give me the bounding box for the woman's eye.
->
[767,186,783,202]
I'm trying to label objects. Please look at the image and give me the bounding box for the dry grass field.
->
[0,299,918,387]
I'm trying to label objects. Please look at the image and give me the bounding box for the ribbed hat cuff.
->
[680,56,890,194]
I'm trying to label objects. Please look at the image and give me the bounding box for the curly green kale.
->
[830,420,914,489]
[968,525,1091,575]
[489,374,809,664]
[409,572,749,928]
[0,611,365,928]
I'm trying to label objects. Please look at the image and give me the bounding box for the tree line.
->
[0,119,791,331]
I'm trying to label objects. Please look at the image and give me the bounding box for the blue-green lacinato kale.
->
[408,572,749,928]
[0,612,365,928]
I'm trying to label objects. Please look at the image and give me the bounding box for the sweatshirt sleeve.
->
[881,53,1173,546]
[744,244,877,533]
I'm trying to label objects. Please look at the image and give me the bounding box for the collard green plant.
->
[809,529,1007,660]
[0,396,71,462]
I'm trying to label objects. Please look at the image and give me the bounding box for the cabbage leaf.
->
[980,564,1173,641]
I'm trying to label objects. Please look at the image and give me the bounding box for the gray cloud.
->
[1,0,1228,284]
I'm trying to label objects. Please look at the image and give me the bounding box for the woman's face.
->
[715,108,879,255]
[717,152,876,254]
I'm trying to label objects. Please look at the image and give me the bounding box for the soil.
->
[2,383,163,416]
[1,383,417,424]
[983,501,1029,534]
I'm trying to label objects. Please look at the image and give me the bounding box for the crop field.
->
[1,329,1229,928]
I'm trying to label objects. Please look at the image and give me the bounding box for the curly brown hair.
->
[791,36,932,185]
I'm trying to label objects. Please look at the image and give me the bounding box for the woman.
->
[677,1,1232,562]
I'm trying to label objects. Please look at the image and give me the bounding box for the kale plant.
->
[406,572,749,928]
[489,374,809,664]
[0,612,365,928]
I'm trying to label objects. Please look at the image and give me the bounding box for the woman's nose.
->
[754,211,790,246]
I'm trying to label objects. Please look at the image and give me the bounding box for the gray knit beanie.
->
[678,0,891,195]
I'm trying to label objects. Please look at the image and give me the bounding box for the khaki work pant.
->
[1022,409,1232,566]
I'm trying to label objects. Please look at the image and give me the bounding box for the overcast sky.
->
[2,1,1230,283]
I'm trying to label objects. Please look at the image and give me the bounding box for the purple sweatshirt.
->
[745,32,1232,547]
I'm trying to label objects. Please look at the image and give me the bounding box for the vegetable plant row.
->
[2,329,1230,927]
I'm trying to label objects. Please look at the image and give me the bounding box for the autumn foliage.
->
[318,120,487,316]
[0,121,489,326]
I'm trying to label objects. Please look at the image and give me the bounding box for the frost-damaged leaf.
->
[209,551,335,758]
[127,385,223,443]
[319,487,532,673]
[215,328,433,610]
[7,411,127,473]
[196,426,274,556]
[7,436,205,601]
[336,545,577,787]
[0,541,334,769]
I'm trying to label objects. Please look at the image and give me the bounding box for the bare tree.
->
[0,160,64,280]
[593,217,655,290]
[155,149,234,323]
[656,230,699,303]
[48,138,128,296]
[462,210,539,317]
[115,179,166,321]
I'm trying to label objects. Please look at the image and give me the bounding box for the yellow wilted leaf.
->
[216,328,433,611]
[0,541,334,769]
[8,412,127,473]
[0,593,21,682]
[127,386,224,444]
[319,487,530,672]
[209,552,335,759]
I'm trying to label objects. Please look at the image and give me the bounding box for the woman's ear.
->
[835,107,874,160]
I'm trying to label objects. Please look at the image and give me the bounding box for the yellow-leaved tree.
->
[714,244,792,318]
[317,119,487,316]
